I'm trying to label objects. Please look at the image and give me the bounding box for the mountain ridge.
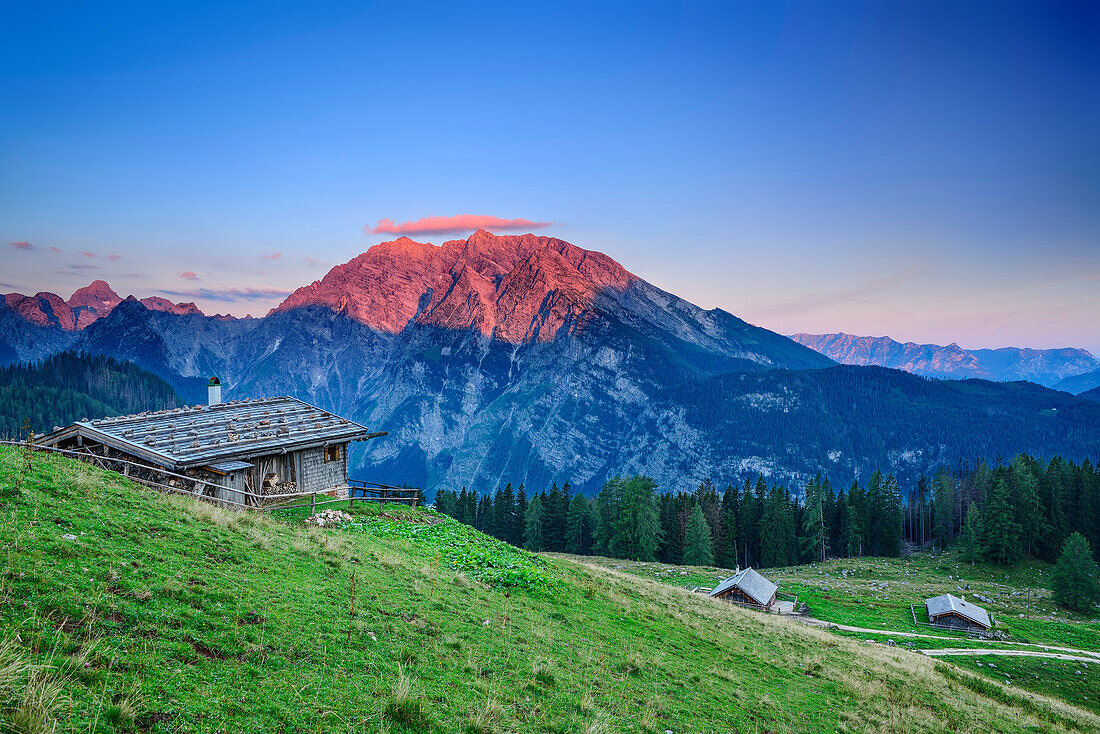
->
[791,332,1098,387]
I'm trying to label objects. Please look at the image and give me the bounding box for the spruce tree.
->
[800,475,826,563]
[523,495,546,552]
[983,478,1023,565]
[959,502,983,564]
[593,477,623,557]
[932,468,955,549]
[565,494,595,555]
[1052,532,1100,612]
[683,503,714,566]
[612,476,662,561]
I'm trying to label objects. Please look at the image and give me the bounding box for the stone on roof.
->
[40,397,376,469]
[925,593,991,629]
[709,567,778,607]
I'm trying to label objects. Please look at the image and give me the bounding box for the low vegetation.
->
[3,447,1099,732]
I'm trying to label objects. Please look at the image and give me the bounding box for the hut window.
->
[324,445,341,462]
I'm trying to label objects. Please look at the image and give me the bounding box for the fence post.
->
[310,491,316,516]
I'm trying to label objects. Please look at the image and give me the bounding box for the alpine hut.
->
[709,567,779,610]
[924,594,992,632]
[38,388,384,507]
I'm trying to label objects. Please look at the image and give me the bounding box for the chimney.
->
[207,376,222,406]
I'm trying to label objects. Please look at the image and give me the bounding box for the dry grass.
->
[0,637,70,734]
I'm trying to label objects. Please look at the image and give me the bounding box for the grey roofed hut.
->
[925,593,992,631]
[709,567,779,610]
[38,396,384,506]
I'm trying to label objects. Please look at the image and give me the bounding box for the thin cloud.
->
[69,264,101,271]
[261,251,282,260]
[754,267,931,320]
[107,253,121,261]
[156,286,291,303]
[48,246,62,253]
[179,271,201,281]
[9,241,32,250]
[367,214,553,236]
[78,251,95,258]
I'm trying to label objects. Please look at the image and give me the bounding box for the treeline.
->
[436,454,1099,569]
[434,471,904,568]
[0,351,183,438]
[904,456,1100,566]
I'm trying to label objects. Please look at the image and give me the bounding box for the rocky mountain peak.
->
[272,230,637,342]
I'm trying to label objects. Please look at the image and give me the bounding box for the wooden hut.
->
[38,395,383,506]
[709,567,778,610]
[925,593,992,632]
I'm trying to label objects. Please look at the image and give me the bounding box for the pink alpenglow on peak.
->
[272,230,635,343]
[3,280,206,330]
[368,215,553,236]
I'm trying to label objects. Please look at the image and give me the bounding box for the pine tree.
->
[1010,457,1044,558]
[523,495,546,552]
[983,478,1023,566]
[715,485,739,568]
[800,475,825,563]
[514,486,528,548]
[932,468,955,550]
[593,477,623,557]
[879,474,903,557]
[565,494,595,555]
[683,503,714,566]
[846,481,867,557]
[1052,532,1100,612]
[612,476,662,561]
[959,502,983,564]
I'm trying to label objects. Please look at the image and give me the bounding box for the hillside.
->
[1056,368,1100,396]
[1,447,1096,733]
[0,351,184,438]
[790,333,1098,387]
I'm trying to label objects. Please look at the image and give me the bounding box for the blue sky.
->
[2,1,1098,352]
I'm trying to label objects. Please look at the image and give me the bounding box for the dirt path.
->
[795,616,1100,660]
[919,648,1100,664]
[795,616,954,640]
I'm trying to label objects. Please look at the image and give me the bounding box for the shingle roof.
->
[709,567,778,607]
[39,397,380,469]
[925,593,991,629]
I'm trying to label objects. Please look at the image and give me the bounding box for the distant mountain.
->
[1054,368,1100,395]
[790,332,1098,387]
[1077,385,1100,403]
[0,351,183,438]
[2,281,203,333]
[2,232,1098,494]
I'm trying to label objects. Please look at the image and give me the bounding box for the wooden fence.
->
[2,440,420,513]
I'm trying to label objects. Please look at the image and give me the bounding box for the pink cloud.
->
[180,271,201,281]
[156,286,291,303]
[367,214,553,236]
[78,251,95,258]
[48,246,62,253]
[261,251,282,260]
[107,253,121,261]
[10,241,32,250]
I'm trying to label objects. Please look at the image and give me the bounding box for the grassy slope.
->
[2,448,1098,733]
[574,554,1100,719]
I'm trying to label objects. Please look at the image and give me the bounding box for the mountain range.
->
[2,231,1098,495]
[790,332,1099,389]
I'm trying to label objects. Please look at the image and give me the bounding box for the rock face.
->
[3,231,1098,495]
[791,333,1099,387]
[273,231,634,342]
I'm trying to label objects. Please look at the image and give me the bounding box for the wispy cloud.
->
[367,214,553,236]
[70,264,101,271]
[48,246,62,254]
[179,271,201,280]
[9,241,32,250]
[107,253,121,261]
[78,251,95,258]
[261,251,282,260]
[753,267,931,320]
[155,286,291,303]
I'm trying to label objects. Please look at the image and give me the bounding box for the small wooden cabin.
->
[709,567,779,610]
[39,395,383,506]
[925,593,992,632]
